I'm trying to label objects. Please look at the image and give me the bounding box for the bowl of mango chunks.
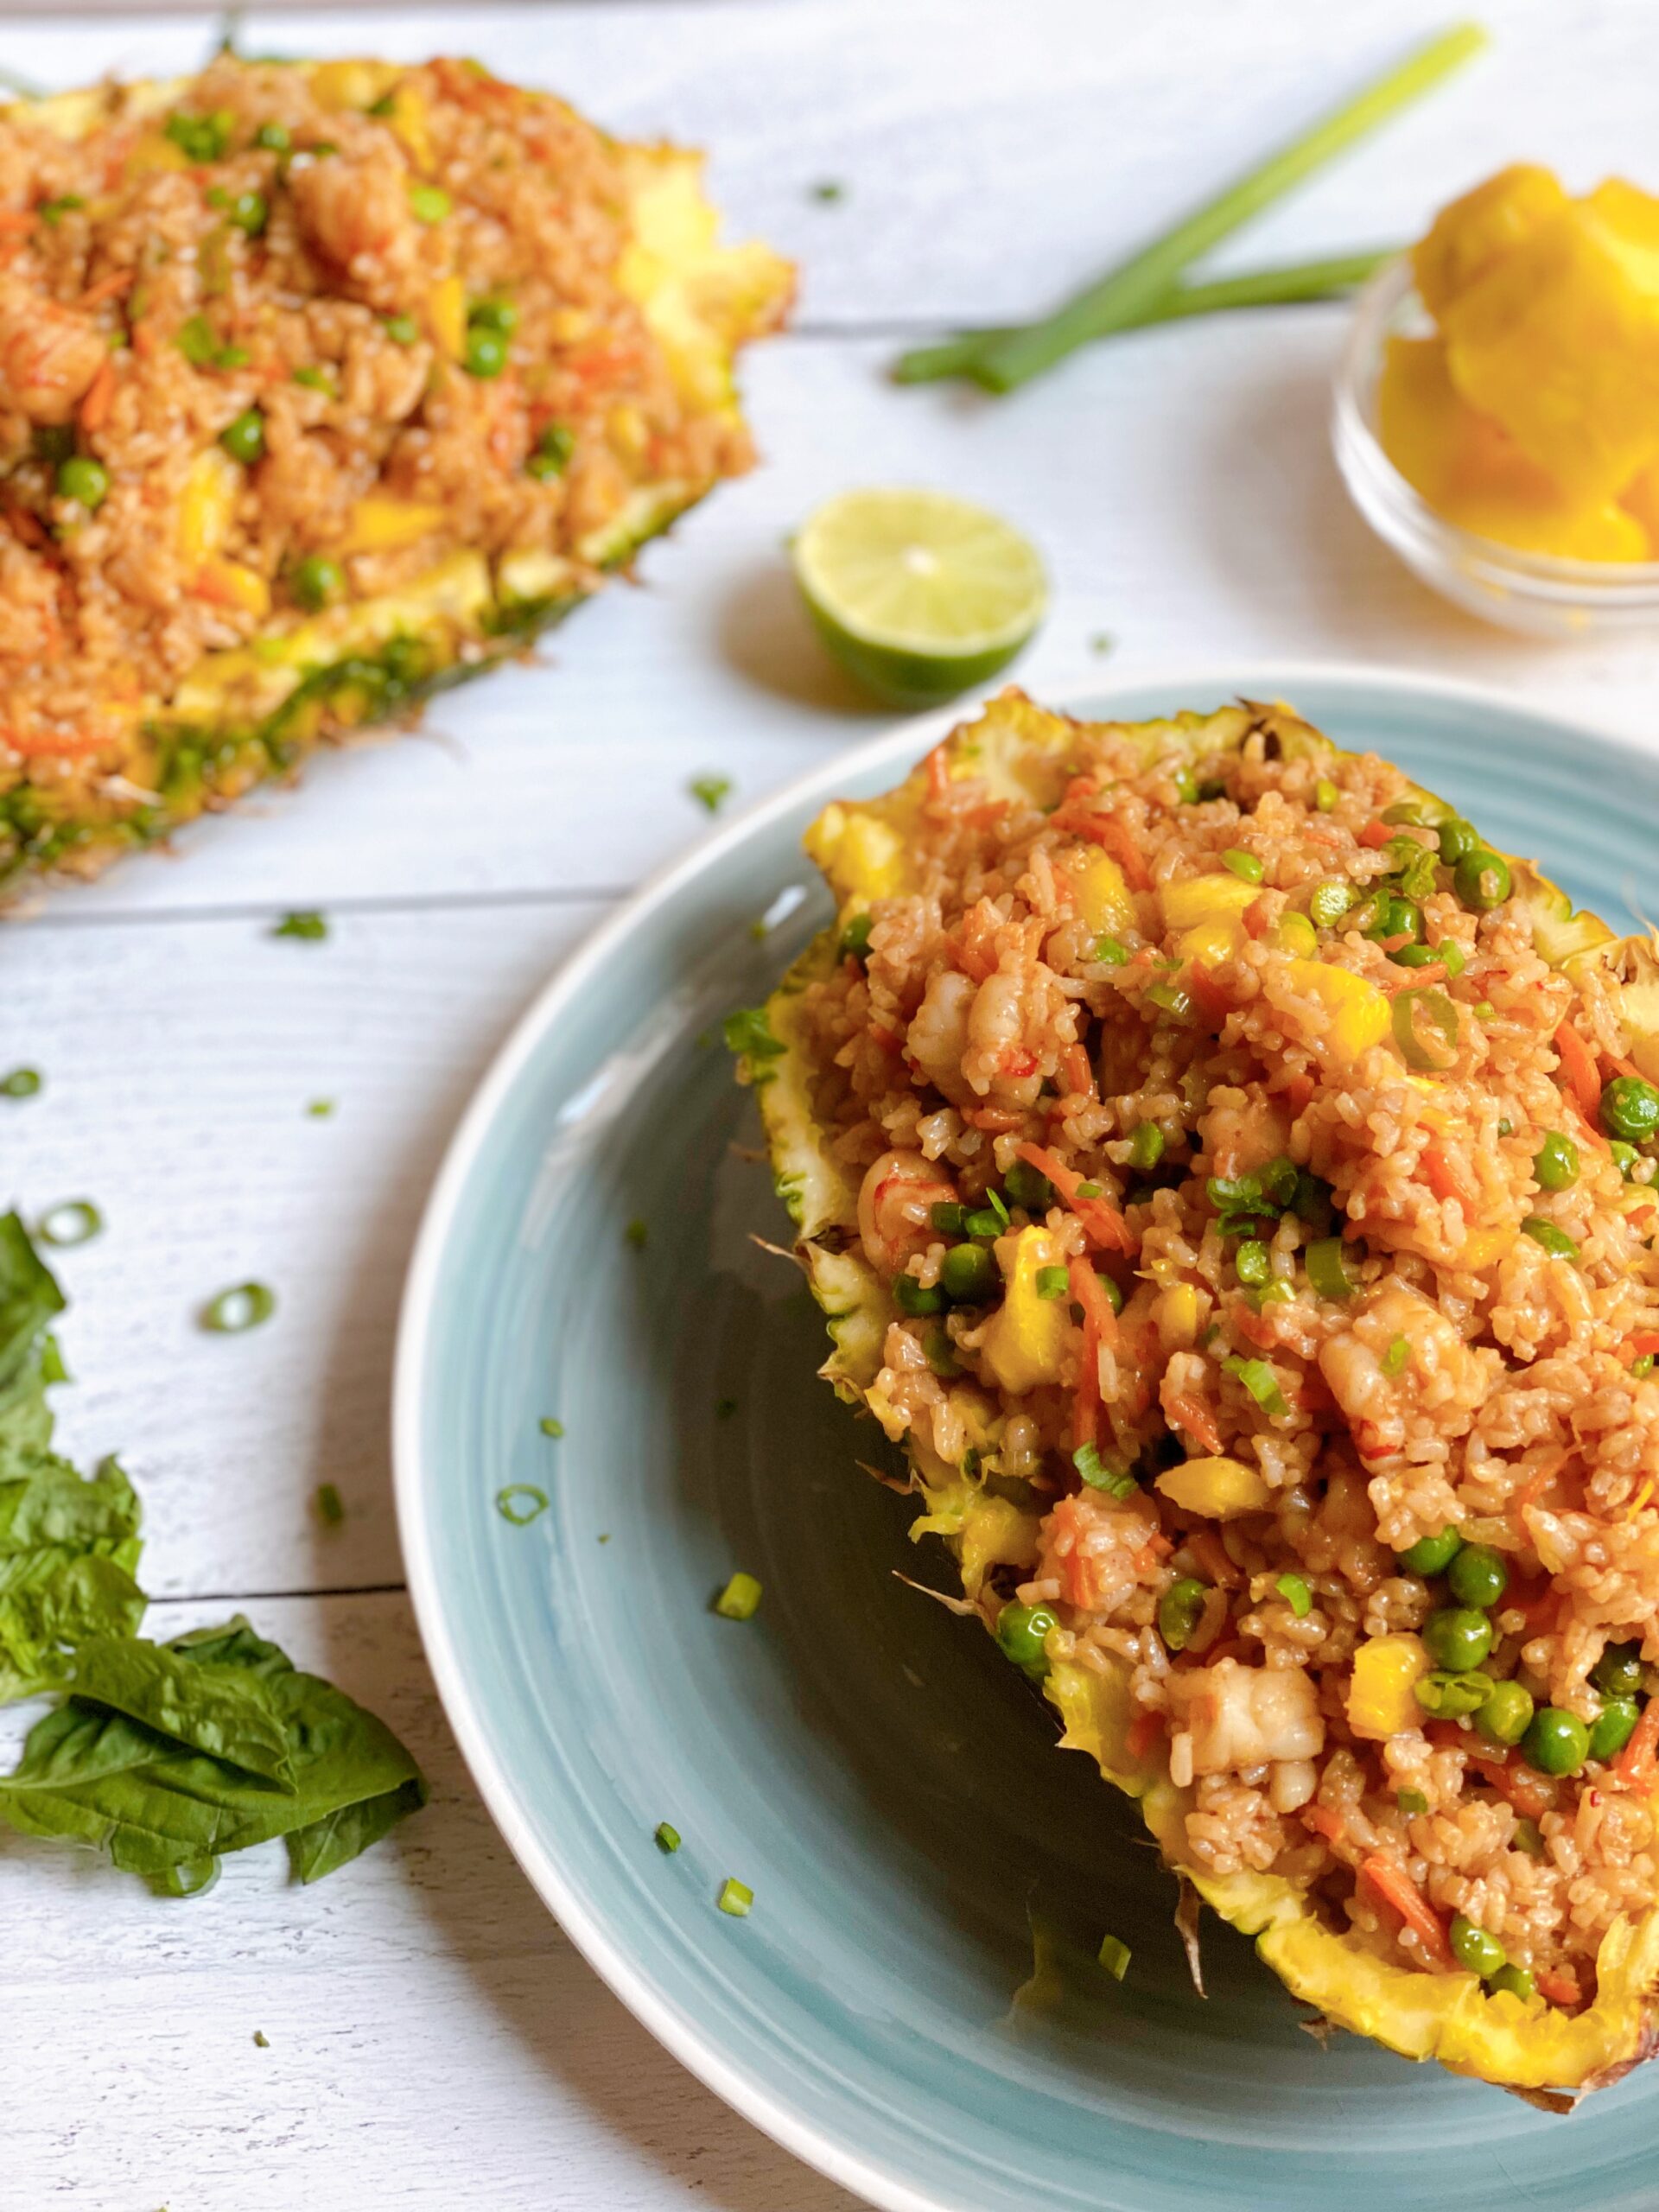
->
[1334,164,1659,636]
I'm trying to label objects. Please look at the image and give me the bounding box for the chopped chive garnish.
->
[715,1396,738,1419]
[1,1067,41,1098]
[714,1571,762,1620]
[810,180,844,202]
[717,1877,753,1916]
[1035,1265,1070,1300]
[1074,1443,1136,1497]
[1094,933,1129,966]
[315,1482,344,1526]
[963,1207,1002,1238]
[306,1097,335,1117]
[36,1199,102,1249]
[1090,631,1115,657]
[1520,1217,1579,1261]
[838,911,874,962]
[690,773,732,814]
[1097,1932,1132,1981]
[272,910,327,941]
[201,1281,276,1333]
[1075,1180,1104,1199]
[1634,1353,1655,1378]
[625,1217,648,1249]
[1382,1334,1411,1376]
[931,1200,968,1235]
[495,1484,549,1526]
[1397,1788,1429,1815]
[1223,1354,1287,1418]
[722,1006,785,1059]
[252,2030,270,2048]
[539,1416,565,1438]
[1275,1572,1313,1618]
[655,1821,681,1853]
[987,1186,1011,1227]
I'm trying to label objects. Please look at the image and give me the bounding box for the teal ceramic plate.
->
[395,666,1659,2212]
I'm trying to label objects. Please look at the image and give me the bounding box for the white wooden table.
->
[8,3,1659,2202]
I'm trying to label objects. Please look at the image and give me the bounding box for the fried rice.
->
[759,688,1659,2032]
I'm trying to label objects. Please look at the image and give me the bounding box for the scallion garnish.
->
[36,1199,103,1249]
[540,1416,565,1438]
[1224,1355,1287,1418]
[496,1484,549,1526]
[1097,1931,1132,1981]
[201,1281,276,1333]
[1,1067,41,1098]
[1397,1788,1429,1815]
[306,1098,336,1117]
[690,774,732,814]
[1305,1236,1357,1301]
[655,1821,682,1853]
[717,1877,753,1916]
[1275,1572,1313,1618]
[315,1482,344,1526]
[1382,1335,1411,1376]
[1074,1443,1136,1497]
[714,1571,762,1620]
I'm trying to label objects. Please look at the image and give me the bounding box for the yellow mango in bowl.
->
[1442,185,1659,503]
[1413,162,1568,317]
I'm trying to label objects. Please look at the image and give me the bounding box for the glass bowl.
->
[1332,257,1659,637]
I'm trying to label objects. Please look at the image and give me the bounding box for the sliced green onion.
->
[625,1217,648,1249]
[1158,1576,1209,1651]
[930,1200,968,1235]
[1035,1265,1070,1300]
[1382,1334,1410,1376]
[409,182,452,224]
[1224,1354,1287,1418]
[1521,1217,1579,1261]
[923,1326,960,1378]
[1305,1236,1358,1300]
[306,1097,335,1117]
[1380,802,1427,827]
[1127,1121,1166,1169]
[717,1877,753,1916]
[495,1485,549,1525]
[201,1281,276,1333]
[1397,1788,1429,1815]
[1234,1237,1271,1287]
[987,1185,1012,1227]
[1094,933,1129,966]
[1222,848,1263,884]
[1276,1572,1313,1618]
[36,1199,102,1248]
[1391,987,1459,1071]
[1075,1181,1105,1199]
[315,1481,344,1526]
[964,1207,1003,1239]
[1074,1441,1136,1497]
[0,1067,41,1098]
[655,1821,682,1853]
[690,773,732,814]
[539,1416,565,1438]
[1314,778,1338,813]
[1634,1352,1656,1379]
[1097,1932,1132,1981]
[714,1571,763,1620]
[1145,980,1193,1022]
[272,909,327,941]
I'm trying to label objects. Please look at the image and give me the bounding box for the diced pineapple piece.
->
[179,448,240,565]
[1414,163,1569,317]
[1160,874,1260,932]
[1151,1282,1200,1353]
[979,1225,1070,1395]
[959,1494,1042,1602]
[382,84,434,174]
[1348,1633,1431,1740]
[803,803,909,902]
[1378,334,1649,560]
[427,274,467,363]
[1459,1225,1516,1268]
[1283,960,1390,1061]
[1155,1453,1270,1518]
[1443,187,1659,502]
[340,494,447,554]
[308,59,403,111]
[194,557,270,617]
[1067,849,1135,938]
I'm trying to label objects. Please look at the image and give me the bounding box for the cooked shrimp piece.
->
[0,279,104,423]
[856,1150,957,1273]
[1166,1657,1324,1783]
[905,968,976,1106]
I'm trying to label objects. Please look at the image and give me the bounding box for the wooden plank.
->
[0,1590,864,2212]
[4,900,609,1598]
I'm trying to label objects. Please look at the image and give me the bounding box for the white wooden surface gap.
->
[7,3,1659,2206]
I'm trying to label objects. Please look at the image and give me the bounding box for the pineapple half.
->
[737,689,1659,2101]
[0,62,791,893]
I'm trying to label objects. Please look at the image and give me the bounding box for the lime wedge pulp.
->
[791,487,1046,709]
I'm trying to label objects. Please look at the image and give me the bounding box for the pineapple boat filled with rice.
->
[735,687,1659,2100]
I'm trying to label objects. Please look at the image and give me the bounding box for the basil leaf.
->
[70,1635,296,1787]
[0,1551,147,1700]
[0,1211,64,1393]
[287,1777,428,1884]
[0,1454,140,1554]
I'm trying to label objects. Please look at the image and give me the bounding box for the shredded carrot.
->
[1562,1093,1610,1154]
[1067,1256,1119,1349]
[1627,1332,1659,1358]
[1015,1141,1135,1254]
[925,743,950,800]
[1357,820,1394,849]
[1421,1141,1478,1211]
[1606,1052,1644,1084]
[76,269,135,312]
[1553,1021,1601,1121]
[1613,1696,1659,1788]
[1059,1042,1092,1099]
[1357,1852,1453,1967]
[1535,1967,1582,2008]
[964,1104,1024,1133]
[1164,1390,1223,1457]
[1282,1071,1315,1119]
[1124,1710,1162,1764]
[1301,1804,1346,1845]
[79,353,117,434]
[1380,960,1446,994]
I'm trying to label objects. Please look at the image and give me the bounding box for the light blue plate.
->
[395,666,1659,2212]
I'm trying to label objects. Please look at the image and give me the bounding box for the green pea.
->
[1588,1696,1641,1763]
[1522,1706,1590,1777]
[1532,1131,1579,1192]
[55,454,109,509]
[1446,1543,1509,1611]
[1437,817,1478,867]
[291,554,343,611]
[1397,1526,1462,1578]
[1422,1606,1494,1674]
[892,1272,942,1317]
[463,324,508,378]
[995,1601,1058,1678]
[1003,1157,1054,1212]
[939,1242,998,1305]
[228,188,268,235]
[1602,1075,1659,1144]
[1414,1669,1493,1719]
[1308,879,1355,929]
[1389,942,1445,969]
[528,422,575,480]
[1234,1237,1271,1288]
[468,296,518,334]
[1158,1576,1209,1654]
[253,122,290,152]
[1127,1122,1165,1171]
[1222,848,1263,884]
[219,407,265,465]
[1520,1217,1578,1262]
[1611,1140,1639,1180]
[1475,1678,1534,1746]
[385,313,420,346]
[1450,1914,1506,1979]
[1592,1641,1644,1700]
[409,183,452,224]
[1456,849,1511,912]
[1491,1964,1535,2002]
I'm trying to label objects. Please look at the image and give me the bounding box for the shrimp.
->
[1166,1657,1325,1784]
[963,953,1058,1106]
[856,1150,957,1274]
[288,146,418,306]
[1320,1283,1484,1459]
[905,968,975,1105]
[0,277,104,424]
[1198,1085,1291,1181]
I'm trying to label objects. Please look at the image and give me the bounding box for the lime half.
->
[792,487,1046,709]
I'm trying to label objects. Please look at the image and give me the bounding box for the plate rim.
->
[391,658,1657,2212]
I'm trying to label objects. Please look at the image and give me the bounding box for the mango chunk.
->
[803,803,909,902]
[1155,1453,1270,1518]
[1348,1632,1431,1740]
[340,494,447,554]
[1067,849,1135,938]
[1413,162,1568,317]
[979,1225,1069,1395]
[1283,960,1390,1061]
[179,448,240,565]
[1160,874,1259,933]
[1443,188,1659,502]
